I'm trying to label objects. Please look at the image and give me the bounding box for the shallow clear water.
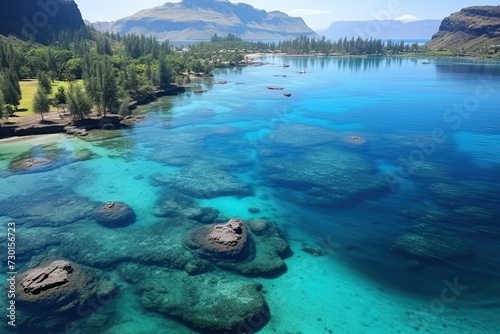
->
[1,56,500,334]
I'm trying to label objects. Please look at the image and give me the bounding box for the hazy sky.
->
[77,0,500,30]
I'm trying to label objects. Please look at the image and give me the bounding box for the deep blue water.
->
[1,56,500,333]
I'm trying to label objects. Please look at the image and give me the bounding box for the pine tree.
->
[158,55,171,88]
[37,71,52,94]
[0,90,7,124]
[55,86,67,105]
[67,83,93,120]
[33,86,50,122]
[0,72,20,110]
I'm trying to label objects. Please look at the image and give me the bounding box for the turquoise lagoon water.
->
[1,56,500,333]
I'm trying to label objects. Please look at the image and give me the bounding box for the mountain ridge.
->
[0,0,85,44]
[426,6,500,51]
[90,0,317,41]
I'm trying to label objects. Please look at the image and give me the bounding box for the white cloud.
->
[286,9,332,16]
[394,14,420,23]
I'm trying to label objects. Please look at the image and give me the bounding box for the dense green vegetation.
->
[0,27,216,120]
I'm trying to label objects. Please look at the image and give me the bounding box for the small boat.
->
[283,93,292,97]
[283,64,290,67]
[298,70,307,74]
[267,86,285,90]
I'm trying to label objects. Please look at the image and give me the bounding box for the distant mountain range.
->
[317,20,442,40]
[91,0,317,41]
[0,0,84,44]
[426,6,500,51]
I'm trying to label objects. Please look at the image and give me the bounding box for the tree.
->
[0,90,7,124]
[157,55,171,88]
[55,86,67,105]
[37,71,52,94]
[33,87,50,121]
[85,57,118,116]
[67,83,92,120]
[0,72,20,110]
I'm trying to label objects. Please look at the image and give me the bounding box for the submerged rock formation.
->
[187,218,290,276]
[7,144,94,175]
[154,191,219,223]
[264,147,389,206]
[188,218,249,258]
[426,6,500,52]
[8,157,54,173]
[392,223,473,262]
[16,260,117,330]
[91,201,136,227]
[153,163,252,198]
[119,263,268,332]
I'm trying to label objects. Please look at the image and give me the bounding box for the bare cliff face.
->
[0,0,85,44]
[426,6,500,51]
[91,0,317,41]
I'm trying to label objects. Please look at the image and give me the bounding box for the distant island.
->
[91,0,317,41]
[426,6,500,54]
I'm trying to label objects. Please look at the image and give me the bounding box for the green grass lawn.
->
[16,79,83,117]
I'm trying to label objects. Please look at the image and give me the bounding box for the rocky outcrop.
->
[91,0,317,41]
[91,201,137,228]
[426,6,500,51]
[187,218,290,276]
[0,0,85,44]
[187,218,249,258]
[16,260,117,330]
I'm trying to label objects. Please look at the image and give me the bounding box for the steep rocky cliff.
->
[426,6,500,51]
[0,0,85,43]
[91,0,317,41]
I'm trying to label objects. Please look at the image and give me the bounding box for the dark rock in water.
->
[428,182,496,208]
[247,218,272,236]
[154,191,219,224]
[8,157,54,173]
[343,135,366,145]
[392,223,473,262]
[20,260,73,296]
[264,147,389,206]
[6,144,96,175]
[0,191,98,228]
[16,260,117,330]
[221,222,289,276]
[187,218,249,259]
[301,244,327,256]
[91,202,136,228]
[248,207,261,214]
[119,264,268,333]
[190,218,290,276]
